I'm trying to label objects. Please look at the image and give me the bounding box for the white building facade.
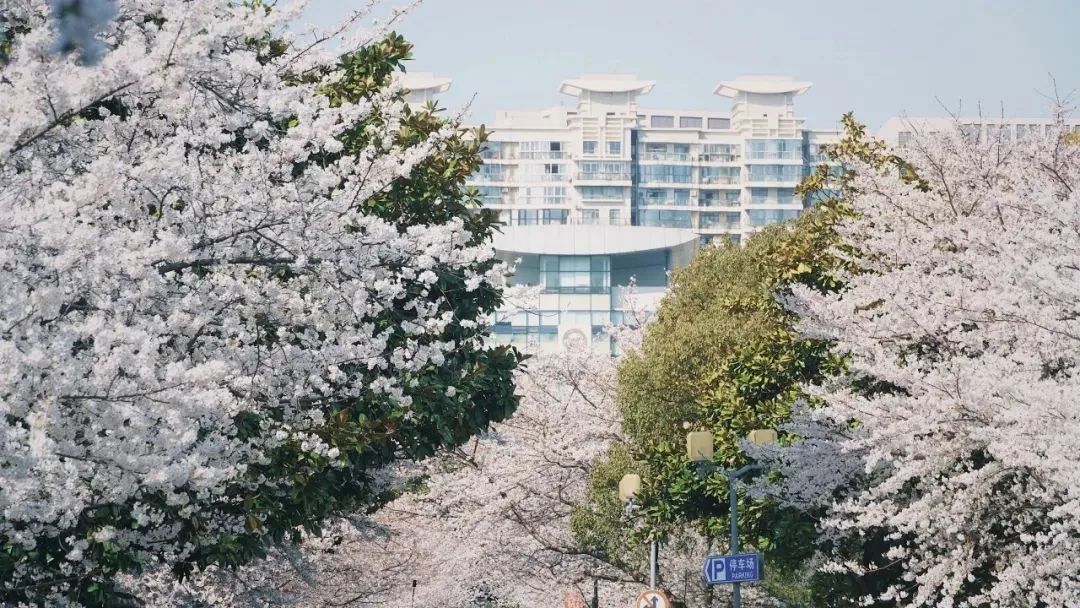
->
[401,73,841,351]
[461,73,838,247]
[878,115,1080,147]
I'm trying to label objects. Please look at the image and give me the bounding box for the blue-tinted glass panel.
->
[747,165,803,183]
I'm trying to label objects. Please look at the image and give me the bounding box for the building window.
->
[640,165,693,183]
[897,131,913,147]
[474,186,503,205]
[747,209,800,227]
[650,115,675,128]
[746,139,802,160]
[539,255,611,294]
[520,141,565,159]
[609,209,622,224]
[479,142,502,160]
[579,162,630,181]
[635,209,692,228]
[517,209,568,226]
[679,116,703,129]
[747,164,802,183]
[580,186,624,200]
[472,164,503,181]
[607,141,622,155]
[700,167,740,184]
[750,188,769,205]
[702,143,739,161]
[519,186,567,205]
[581,209,600,224]
[583,140,597,155]
[707,118,731,130]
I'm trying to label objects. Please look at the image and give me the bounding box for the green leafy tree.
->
[571,205,847,605]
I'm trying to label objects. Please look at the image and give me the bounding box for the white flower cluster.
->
[135,291,666,607]
[0,0,503,598]
[776,121,1080,606]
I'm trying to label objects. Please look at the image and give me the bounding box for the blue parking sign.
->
[702,553,763,585]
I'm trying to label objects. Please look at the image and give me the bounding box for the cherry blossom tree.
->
[0,1,521,604]
[129,289,698,607]
[772,115,1080,607]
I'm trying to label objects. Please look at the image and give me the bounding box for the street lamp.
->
[687,429,777,608]
[618,473,659,590]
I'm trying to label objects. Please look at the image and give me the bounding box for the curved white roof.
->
[713,75,811,97]
[492,224,698,256]
[396,72,452,94]
[560,74,655,97]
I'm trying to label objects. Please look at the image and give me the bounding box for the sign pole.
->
[649,538,658,589]
[729,474,741,608]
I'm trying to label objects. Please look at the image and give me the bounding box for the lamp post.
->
[686,429,777,608]
[618,473,659,590]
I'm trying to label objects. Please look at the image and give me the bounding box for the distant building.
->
[461,73,839,247]
[399,73,843,351]
[878,116,1080,147]
[490,223,698,353]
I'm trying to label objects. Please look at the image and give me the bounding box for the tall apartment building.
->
[455,73,838,246]
[401,73,840,352]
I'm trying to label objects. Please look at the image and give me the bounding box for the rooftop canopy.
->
[559,74,656,97]
[395,71,453,95]
[713,75,812,97]
[492,224,698,257]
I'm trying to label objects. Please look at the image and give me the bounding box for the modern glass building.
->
[489,224,698,353]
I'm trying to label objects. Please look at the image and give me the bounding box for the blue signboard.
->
[702,552,763,585]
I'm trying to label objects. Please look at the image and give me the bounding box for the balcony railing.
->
[576,172,632,181]
[699,176,741,185]
[469,174,505,182]
[698,154,741,162]
[746,151,802,161]
[518,151,567,160]
[635,199,693,207]
[639,151,691,162]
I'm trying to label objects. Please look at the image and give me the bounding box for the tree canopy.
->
[0,2,520,605]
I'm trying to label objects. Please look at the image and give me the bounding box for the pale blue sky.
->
[299,0,1079,130]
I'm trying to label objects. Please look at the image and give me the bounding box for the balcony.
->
[639,152,692,162]
[698,176,741,186]
[699,222,741,231]
[469,173,506,183]
[576,172,632,182]
[635,199,693,208]
[699,199,741,208]
[745,152,802,161]
[518,151,567,160]
[698,154,741,163]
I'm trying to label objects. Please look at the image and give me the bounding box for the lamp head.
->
[748,429,778,446]
[618,473,641,502]
[686,431,714,463]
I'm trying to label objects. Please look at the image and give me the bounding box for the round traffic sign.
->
[636,589,671,608]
